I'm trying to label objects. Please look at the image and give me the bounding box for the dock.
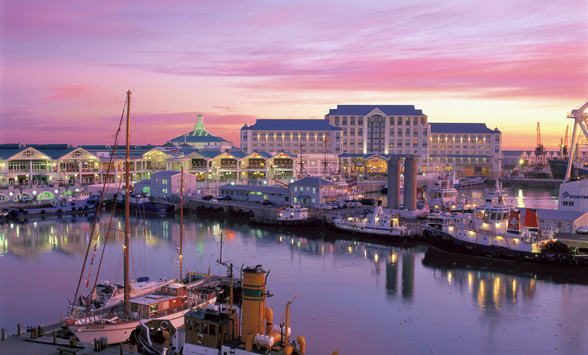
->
[0,322,139,354]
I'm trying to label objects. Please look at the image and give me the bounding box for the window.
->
[397,117,402,125]
[390,117,395,125]
[342,118,347,125]
[335,117,340,125]
[358,118,363,125]
[350,117,355,125]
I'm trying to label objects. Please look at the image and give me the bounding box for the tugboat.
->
[276,204,320,227]
[425,176,477,213]
[424,180,588,266]
[131,265,321,355]
[331,205,412,238]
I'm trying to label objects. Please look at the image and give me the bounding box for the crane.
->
[564,101,588,182]
[535,122,545,169]
[561,125,570,159]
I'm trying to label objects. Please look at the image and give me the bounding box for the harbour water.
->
[2,187,588,354]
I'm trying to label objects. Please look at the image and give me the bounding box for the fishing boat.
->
[130,265,315,355]
[276,204,320,227]
[331,205,412,238]
[423,180,588,266]
[66,91,217,345]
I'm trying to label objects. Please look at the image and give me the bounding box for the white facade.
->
[325,107,430,170]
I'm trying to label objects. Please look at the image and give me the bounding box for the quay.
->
[185,198,588,249]
[0,322,139,354]
[500,177,563,187]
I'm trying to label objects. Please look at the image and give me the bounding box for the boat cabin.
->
[183,306,239,350]
[277,205,308,221]
[130,283,188,319]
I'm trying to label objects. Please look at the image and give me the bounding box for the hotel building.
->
[324,105,431,170]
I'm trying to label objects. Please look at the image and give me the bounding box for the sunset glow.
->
[1,0,587,149]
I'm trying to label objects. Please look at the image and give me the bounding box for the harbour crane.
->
[564,101,588,182]
[535,122,545,169]
[560,125,569,158]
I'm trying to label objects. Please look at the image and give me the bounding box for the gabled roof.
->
[248,151,273,159]
[241,119,341,131]
[0,146,27,159]
[195,149,223,159]
[326,105,425,116]
[430,123,499,134]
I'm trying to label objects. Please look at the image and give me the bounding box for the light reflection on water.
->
[1,188,587,354]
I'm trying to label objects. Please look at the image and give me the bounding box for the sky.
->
[1,0,587,150]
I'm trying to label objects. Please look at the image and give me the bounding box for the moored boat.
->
[331,205,412,238]
[130,265,314,355]
[3,195,99,218]
[66,91,217,345]
[423,181,588,267]
[115,192,173,214]
[276,204,320,227]
[425,177,477,213]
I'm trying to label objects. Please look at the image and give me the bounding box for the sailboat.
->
[66,91,216,345]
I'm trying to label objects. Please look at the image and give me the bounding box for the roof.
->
[289,177,339,187]
[521,208,587,222]
[152,171,181,178]
[241,119,341,131]
[170,135,230,144]
[219,184,290,194]
[429,154,493,159]
[326,105,425,116]
[430,123,499,134]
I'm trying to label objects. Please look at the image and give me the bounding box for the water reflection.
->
[2,210,588,354]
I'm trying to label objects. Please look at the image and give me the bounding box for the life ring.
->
[515,254,523,262]
[160,320,169,330]
[182,295,188,303]
[23,210,28,215]
[84,206,88,210]
[72,207,77,211]
[492,249,501,258]
[41,210,45,214]
[197,333,204,344]
[571,258,578,267]
[58,209,63,213]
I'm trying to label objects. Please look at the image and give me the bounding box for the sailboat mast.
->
[124,90,131,315]
[180,166,184,281]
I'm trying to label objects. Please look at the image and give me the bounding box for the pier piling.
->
[2,328,5,340]
[17,324,21,336]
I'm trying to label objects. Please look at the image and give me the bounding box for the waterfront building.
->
[324,105,430,169]
[521,208,588,234]
[240,119,342,155]
[0,143,101,188]
[217,184,292,205]
[289,176,346,207]
[148,170,198,200]
[429,123,502,177]
[168,113,233,150]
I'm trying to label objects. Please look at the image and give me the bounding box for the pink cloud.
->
[47,85,100,101]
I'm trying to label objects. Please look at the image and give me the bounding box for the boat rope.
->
[71,98,128,308]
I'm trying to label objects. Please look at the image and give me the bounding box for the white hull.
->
[333,221,409,237]
[72,308,191,344]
